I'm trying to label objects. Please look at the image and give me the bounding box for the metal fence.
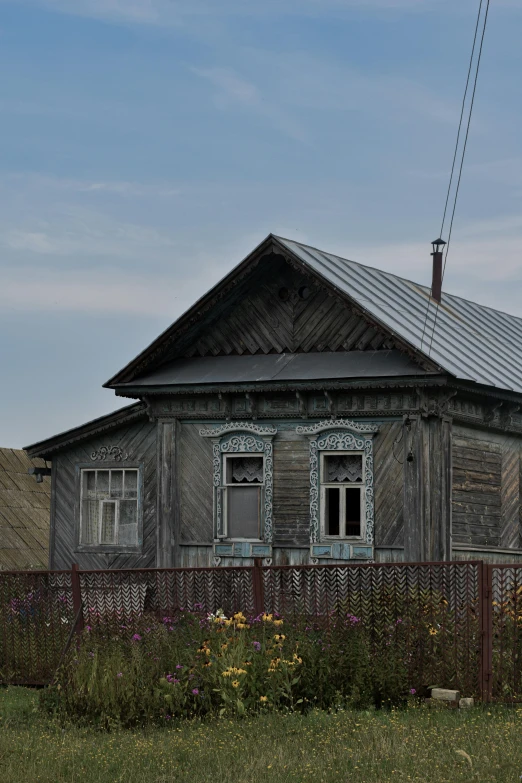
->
[1,560,521,701]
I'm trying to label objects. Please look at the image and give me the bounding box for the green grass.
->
[1,688,522,782]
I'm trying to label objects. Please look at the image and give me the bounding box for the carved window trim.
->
[296,420,379,545]
[199,424,276,543]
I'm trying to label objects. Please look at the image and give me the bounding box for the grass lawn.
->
[1,688,521,782]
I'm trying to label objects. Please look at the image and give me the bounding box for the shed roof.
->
[118,350,431,389]
[0,448,50,570]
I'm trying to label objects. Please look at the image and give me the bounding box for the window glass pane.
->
[124,470,138,498]
[324,455,362,483]
[345,487,362,537]
[226,457,263,484]
[325,487,340,536]
[119,499,137,526]
[100,502,116,544]
[81,499,99,544]
[84,471,96,499]
[110,470,123,498]
[227,486,260,538]
[97,471,110,498]
[118,524,138,547]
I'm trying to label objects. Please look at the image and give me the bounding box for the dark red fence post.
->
[70,563,85,635]
[480,562,493,703]
[252,558,264,617]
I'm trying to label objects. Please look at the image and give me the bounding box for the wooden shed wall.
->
[51,418,157,569]
[452,425,522,549]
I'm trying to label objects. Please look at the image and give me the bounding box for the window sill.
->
[75,545,142,555]
[311,543,373,561]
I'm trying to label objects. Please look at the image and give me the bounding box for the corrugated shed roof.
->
[0,449,50,570]
[276,237,522,394]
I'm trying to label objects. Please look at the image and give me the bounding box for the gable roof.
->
[0,448,50,570]
[107,233,522,395]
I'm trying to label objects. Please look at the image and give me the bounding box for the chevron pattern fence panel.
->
[79,566,255,630]
[0,570,74,684]
[490,564,522,700]
[262,561,482,698]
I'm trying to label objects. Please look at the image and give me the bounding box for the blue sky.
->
[2,0,522,447]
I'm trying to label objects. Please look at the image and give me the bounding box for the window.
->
[320,452,364,539]
[80,468,139,548]
[222,455,264,539]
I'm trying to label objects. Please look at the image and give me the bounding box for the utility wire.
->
[426,0,491,358]
[419,0,490,355]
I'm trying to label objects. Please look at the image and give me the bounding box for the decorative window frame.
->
[295,420,380,562]
[199,423,277,560]
[74,461,144,554]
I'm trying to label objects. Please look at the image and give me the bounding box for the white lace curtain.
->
[231,457,264,483]
[325,455,363,483]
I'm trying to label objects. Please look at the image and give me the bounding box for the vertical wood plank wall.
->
[51,417,157,569]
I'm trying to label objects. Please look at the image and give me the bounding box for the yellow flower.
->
[222,671,232,677]
[233,612,246,622]
[273,619,283,627]
[261,613,273,623]
[260,696,268,703]
[232,680,240,688]
[274,634,286,642]
[429,627,438,636]
[236,622,250,630]
[203,661,212,667]
[221,643,228,650]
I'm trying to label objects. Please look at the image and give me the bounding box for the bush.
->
[43,608,421,727]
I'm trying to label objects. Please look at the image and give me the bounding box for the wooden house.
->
[0,448,51,569]
[25,234,522,569]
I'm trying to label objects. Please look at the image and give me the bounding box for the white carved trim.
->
[296,419,380,436]
[90,445,129,461]
[304,427,377,547]
[199,422,277,437]
[206,429,276,544]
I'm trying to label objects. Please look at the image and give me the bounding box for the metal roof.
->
[276,237,522,394]
[119,350,430,388]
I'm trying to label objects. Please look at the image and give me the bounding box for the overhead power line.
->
[419,0,491,356]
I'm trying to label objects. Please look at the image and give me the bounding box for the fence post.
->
[70,563,85,635]
[252,558,264,617]
[480,562,493,703]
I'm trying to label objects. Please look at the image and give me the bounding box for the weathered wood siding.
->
[51,417,157,569]
[185,259,395,357]
[273,424,310,547]
[373,422,404,547]
[452,425,522,549]
[179,423,214,544]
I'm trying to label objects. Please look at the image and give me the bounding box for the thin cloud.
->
[191,66,309,143]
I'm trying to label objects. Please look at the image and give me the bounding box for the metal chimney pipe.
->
[431,238,446,303]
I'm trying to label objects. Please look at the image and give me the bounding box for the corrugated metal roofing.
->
[121,350,430,387]
[0,448,50,570]
[276,237,522,394]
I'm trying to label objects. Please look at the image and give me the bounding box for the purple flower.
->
[85,625,92,632]
[132,634,142,642]
[253,641,261,651]
[88,652,94,658]
[176,664,183,669]
[192,688,199,696]
[410,688,416,695]
[117,672,123,678]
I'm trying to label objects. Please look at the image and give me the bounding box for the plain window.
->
[80,469,139,547]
